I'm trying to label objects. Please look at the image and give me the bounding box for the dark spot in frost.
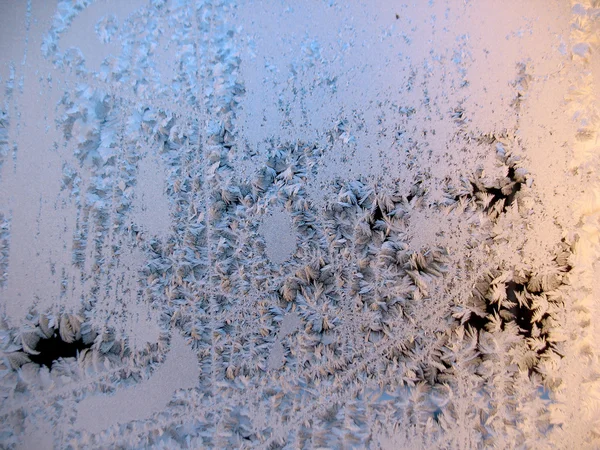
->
[28,332,92,370]
[454,164,523,214]
[370,204,384,227]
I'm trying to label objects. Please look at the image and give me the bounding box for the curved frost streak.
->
[74,332,198,435]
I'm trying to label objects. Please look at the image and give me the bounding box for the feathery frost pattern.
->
[0,1,598,449]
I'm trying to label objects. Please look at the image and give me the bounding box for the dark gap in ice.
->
[505,281,550,345]
[28,332,92,370]
[505,281,535,338]
[461,255,573,378]
[370,204,384,228]
[464,279,543,338]
[504,166,522,208]
[460,164,523,214]
[464,310,491,332]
